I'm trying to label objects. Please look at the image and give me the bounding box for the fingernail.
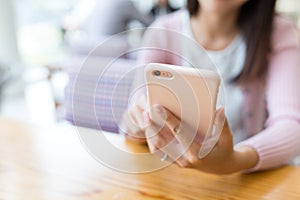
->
[216,107,225,124]
[143,111,151,126]
[153,104,165,115]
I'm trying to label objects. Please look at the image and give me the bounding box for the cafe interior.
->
[0,0,300,199]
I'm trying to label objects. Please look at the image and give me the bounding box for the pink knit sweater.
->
[137,10,300,172]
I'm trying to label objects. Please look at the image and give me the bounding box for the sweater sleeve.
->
[235,16,300,172]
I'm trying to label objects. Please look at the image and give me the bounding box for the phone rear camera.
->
[153,70,161,76]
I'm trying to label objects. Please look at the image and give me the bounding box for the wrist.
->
[234,146,259,172]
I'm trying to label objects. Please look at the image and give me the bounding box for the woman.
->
[121,0,300,174]
[149,0,178,19]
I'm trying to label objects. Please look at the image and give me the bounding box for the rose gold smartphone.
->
[145,63,220,139]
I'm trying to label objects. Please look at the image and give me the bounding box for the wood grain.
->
[0,118,300,200]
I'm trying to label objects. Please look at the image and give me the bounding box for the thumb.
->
[213,107,226,135]
[215,107,225,125]
[215,107,233,146]
[198,107,226,159]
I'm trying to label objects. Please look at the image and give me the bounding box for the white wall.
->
[277,0,300,27]
[0,0,20,63]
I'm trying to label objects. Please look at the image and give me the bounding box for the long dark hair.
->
[187,0,277,82]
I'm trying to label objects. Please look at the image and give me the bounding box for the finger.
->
[198,107,227,159]
[126,95,148,130]
[214,107,232,143]
[149,104,187,145]
[144,110,175,143]
[160,126,176,144]
[161,105,197,148]
[155,125,177,148]
[144,110,169,150]
[145,104,168,139]
[212,107,226,137]
[175,155,192,168]
[149,105,199,166]
[145,125,168,150]
[120,112,143,137]
[129,105,146,130]
[143,111,151,127]
[215,107,226,131]
[147,138,158,153]
[137,95,148,110]
[145,109,187,166]
[148,104,167,128]
[159,139,192,167]
[159,105,180,134]
[214,108,233,147]
[146,108,176,144]
[198,135,220,159]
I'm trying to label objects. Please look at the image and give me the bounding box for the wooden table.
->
[1,118,300,200]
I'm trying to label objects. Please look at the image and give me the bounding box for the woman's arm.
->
[235,16,300,172]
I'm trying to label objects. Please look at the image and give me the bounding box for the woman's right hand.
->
[120,95,148,144]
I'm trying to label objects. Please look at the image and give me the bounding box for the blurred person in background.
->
[150,0,179,19]
[62,0,153,56]
[80,0,153,37]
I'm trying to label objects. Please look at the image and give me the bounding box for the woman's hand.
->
[120,95,148,144]
[143,105,259,174]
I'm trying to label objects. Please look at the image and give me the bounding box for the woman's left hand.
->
[143,105,258,174]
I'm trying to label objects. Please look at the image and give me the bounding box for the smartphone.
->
[144,63,220,140]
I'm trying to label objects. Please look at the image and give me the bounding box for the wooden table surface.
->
[1,118,300,200]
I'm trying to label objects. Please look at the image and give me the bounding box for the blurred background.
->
[0,0,299,125]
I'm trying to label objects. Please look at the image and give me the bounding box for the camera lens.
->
[153,70,161,76]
